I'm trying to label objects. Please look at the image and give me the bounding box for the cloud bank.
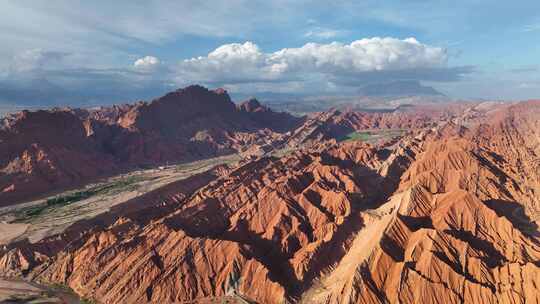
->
[0,37,471,106]
[176,38,451,84]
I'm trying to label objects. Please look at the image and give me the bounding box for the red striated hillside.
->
[0,85,463,207]
[1,91,539,303]
[1,100,538,303]
[0,86,303,206]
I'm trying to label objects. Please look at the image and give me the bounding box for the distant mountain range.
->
[1,80,448,117]
[357,80,444,97]
[241,81,449,114]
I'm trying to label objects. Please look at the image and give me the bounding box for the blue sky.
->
[0,0,539,107]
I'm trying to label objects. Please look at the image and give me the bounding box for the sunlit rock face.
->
[1,98,539,304]
[0,85,303,206]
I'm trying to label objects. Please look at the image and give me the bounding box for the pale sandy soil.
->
[0,279,52,303]
[0,154,242,245]
[0,223,28,245]
[0,283,42,303]
[0,278,80,303]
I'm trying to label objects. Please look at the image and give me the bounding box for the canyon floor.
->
[0,153,243,246]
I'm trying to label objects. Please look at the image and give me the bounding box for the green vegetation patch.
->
[341,131,373,142]
[174,154,242,173]
[339,129,406,143]
[14,175,149,222]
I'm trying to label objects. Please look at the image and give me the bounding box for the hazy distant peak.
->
[358,80,444,97]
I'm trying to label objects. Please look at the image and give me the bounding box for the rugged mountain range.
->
[357,80,444,97]
[0,86,302,206]
[0,86,453,206]
[0,91,539,303]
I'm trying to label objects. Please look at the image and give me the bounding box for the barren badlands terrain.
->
[0,87,539,303]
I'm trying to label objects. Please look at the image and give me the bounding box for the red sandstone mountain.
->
[0,86,303,206]
[1,100,539,303]
[0,85,459,207]
[237,98,302,133]
[0,109,118,206]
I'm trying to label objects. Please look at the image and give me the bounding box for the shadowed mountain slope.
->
[1,96,539,303]
[0,86,304,206]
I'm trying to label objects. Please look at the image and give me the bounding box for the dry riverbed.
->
[0,154,242,245]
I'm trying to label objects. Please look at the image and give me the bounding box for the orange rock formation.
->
[1,99,539,303]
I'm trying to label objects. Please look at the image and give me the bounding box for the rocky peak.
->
[238,98,266,112]
[154,85,235,110]
[118,85,238,130]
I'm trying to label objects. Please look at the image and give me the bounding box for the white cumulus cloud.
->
[178,42,281,83]
[134,56,160,69]
[174,37,448,85]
